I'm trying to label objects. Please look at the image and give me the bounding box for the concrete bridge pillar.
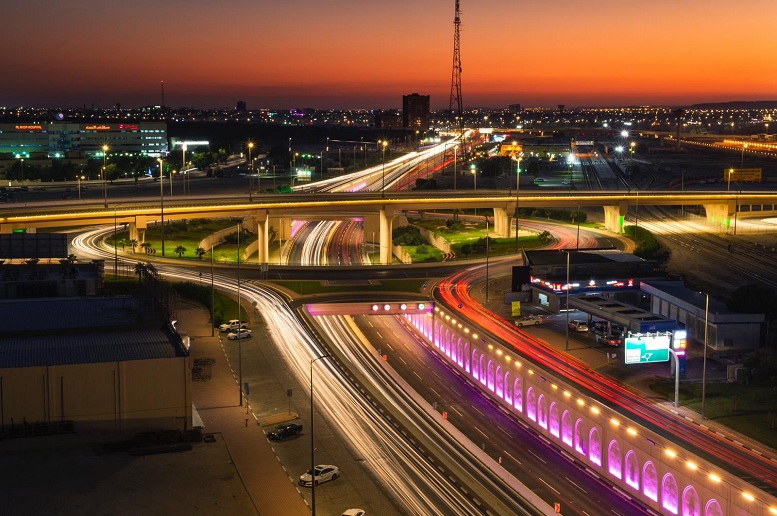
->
[379,207,395,265]
[703,202,735,230]
[603,201,629,233]
[128,218,148,244]
[251,211,270,264]
[493,207,511,238]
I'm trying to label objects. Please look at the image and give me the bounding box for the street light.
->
[77,175,84,200]
[102,145,109,208]
[20,158,25,183]
[310,353,332,516]
[453,144,458,190]
[381,140,388,197]
[230,217,245,406]
[248,142,254,201]
[485,217,490,302]
[470,163,477,191]
[158,159,165,256]
[565,250,571,351]
[740,142,748,170]
[513,154,523,252]
[701,292,710,419]
[181,144,187,195]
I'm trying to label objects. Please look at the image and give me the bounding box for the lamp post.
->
[230,217,245,406]
[381,140,388,197]
[727,168,733,192]
[20,158,25,183]
[248,142,254,201]
[485,217,490,303]
[210,244,215,337]
[701,292,710,419]
[565,250,571,351]
[470,164,477,191]
[182,144,187,195]
[77,175,84,200]
[113,206,119,276]
[158,159,165,256]
[102,145,109,208]
[310,354,331,516]
[740,142,747,170]
[453,144,458,190]
[514,155,522,253]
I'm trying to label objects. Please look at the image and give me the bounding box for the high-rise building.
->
[402,93,430,130]
[236,100,247,112]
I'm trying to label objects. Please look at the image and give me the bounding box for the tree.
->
[118,238,128,250]
[134,261,158,282]
[174,245,187,258]
[140,242,152,253]
[129,239,138,252]
[195,247,207,260]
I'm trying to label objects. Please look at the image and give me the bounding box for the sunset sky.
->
[3,0,776,110]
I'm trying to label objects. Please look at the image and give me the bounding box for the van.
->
[568,320,588,332]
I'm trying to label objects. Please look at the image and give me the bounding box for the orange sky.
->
[2,0,775,109]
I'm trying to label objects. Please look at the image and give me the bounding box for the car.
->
[533,177,545,183]
[267,422,302,440]
[561,179,571,185]
[595,333,623,346]
[568,320,589,332]
[514,315,543,327]
[299,464,339,487]
[227,328,252,340]
[341,510,366,516]
[218,319,247,332]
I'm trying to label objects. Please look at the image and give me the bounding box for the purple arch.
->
[504,371,512,404]
[487,360,494,390]
[495,365,504,397]
[526,388,537,421]
[682,485,701,516]
[549,402,559,438]
[537,394,548,429]
[661,473,679,514]
[608,440,622,479]
[704,499,723,516]
[588,427,601,466]
[574,419,586,455]
[643,461,658,502]
[624,450,639,490]
[561,410,572,446]
[463,342,470,373]
[513,377,523,412]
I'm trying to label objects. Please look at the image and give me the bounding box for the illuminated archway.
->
[704,499,723,516]
[682,485,701,516]
[526,387,537,421]
[513,377,523,411]
[588,427,601,466]
[608,440,622,479]
[643,461,658,502]
[625,450,639,490]
[561,410,572,446]
[661,473,679,514]
[537,394,548,429]
[463,341,470,373]
[495,365,504,397]
[504,371,512,404]
[549,402,559,437]
[574,419,586,455]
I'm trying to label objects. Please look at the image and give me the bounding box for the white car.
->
[299,464,339,487]
[219,319,247,332]
[341,510,366,516]
[514,315,543,327]
[568,320,589,332]
[227,328,252,340]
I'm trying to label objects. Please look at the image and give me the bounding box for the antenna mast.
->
[160,80,165,108]
[448,0,463,129]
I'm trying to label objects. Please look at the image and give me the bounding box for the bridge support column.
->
[128,219,148,244]
[492,207,511,238]
[252,211,270,264]
[703,202,735,231]
[603,201,629,233]
[379,208,395,265]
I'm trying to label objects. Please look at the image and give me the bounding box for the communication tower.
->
[448,0,463,129]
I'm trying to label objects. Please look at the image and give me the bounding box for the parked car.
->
[568,320,589,332]
[299,465,339,487]
[227,328,252,340]
[341,510,366,516]
[268,422,303,440]
[514,315,543,327]
[219,319,247,332]
[595,333,623,346]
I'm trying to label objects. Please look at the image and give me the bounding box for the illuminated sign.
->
[118,124,138,130]
[724,168,762,183]
[85,125,111,130]
[15,125,43,130]
[625,334,671,364]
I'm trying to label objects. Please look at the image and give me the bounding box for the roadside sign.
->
[625,334,671,364]
[511,301,522,317]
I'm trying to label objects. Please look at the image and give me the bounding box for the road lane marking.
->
[538,477,560,495]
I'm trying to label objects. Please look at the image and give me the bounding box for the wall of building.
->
[0,356,192,433]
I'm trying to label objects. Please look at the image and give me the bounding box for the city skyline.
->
[2,0,776,110]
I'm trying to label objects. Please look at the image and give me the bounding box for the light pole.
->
[182,144,187,194]
[20,158,25,183]
[310,354,331,516]
[77,175,84,200]
[727,168,733,192]
[381,140,388,197]
[514,155,522,252]
[701,292,710,419]
[485,217,490,303]
[565,250,571,351]
[248,142,254,201]
[102,145,109,208]
[230,217,245,406]
[158,159,165,256]
[453,144,458,190]
[210,244,215,337]
[470,164,477,191]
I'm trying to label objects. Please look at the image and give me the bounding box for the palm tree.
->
[195,247,206,260]
[133,262,148,281]
[140,242,151,254]
[118,238,128,250]
[129,239,138,252]
[174,245,186,258]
